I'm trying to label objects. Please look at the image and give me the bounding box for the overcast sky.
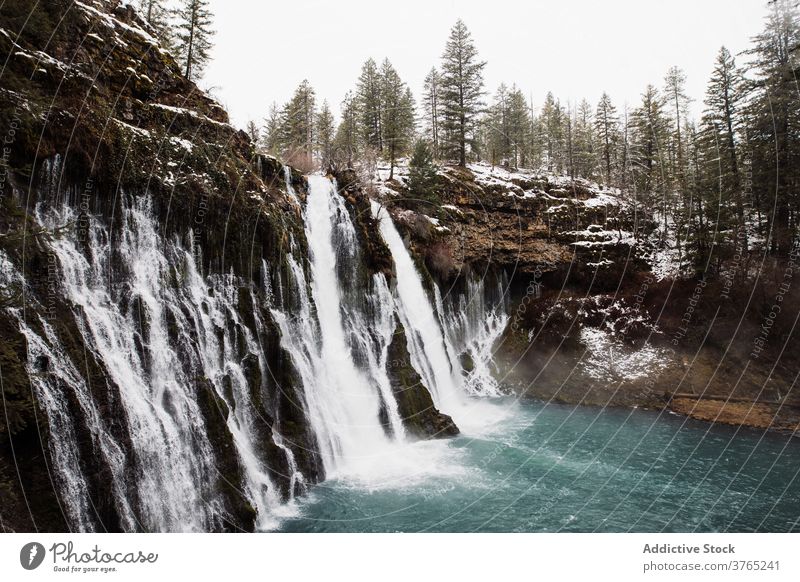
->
[202,0,767,130]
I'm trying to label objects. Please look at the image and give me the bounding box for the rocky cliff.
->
[0,0,453,533]
[373,160,800,434]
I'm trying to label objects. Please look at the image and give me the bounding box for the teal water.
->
[277,400,800,532]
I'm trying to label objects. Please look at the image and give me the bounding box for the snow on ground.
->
[578,326,669,383]
[112,118,151,138]
[74,1,158,46]
[644,214,683,281]
[149,103,232,129]
[375,160,410,183]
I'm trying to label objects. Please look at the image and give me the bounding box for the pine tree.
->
[507,86,530,168]
[745,0,800,254]
[439,20,486,166]
[334,91,359,167]
[541,93,565,173]
[485,83,511,166]
[595,92,619,185]
[246,120,261,145]
[137,0,173,49]
[422,67,442,158]
[380,60,416,179]
[175,0,215,82]
[280,80,316,164]
[664,66,691,194]
[357,58,383,153]
[262,102,282,155]
[408,139,439,202]
[630,85,670,229]
[315,100,335,169]
[575,98,596,179]
[702,46,746,234]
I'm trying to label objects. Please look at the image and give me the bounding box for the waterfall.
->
[440,277,510,397]
[370,201,465,413]
[370,201,510,415]
[31,197,290,531]
[5,166,510,532]
[271,176,401,478]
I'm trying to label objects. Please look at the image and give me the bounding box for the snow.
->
[74,1,157,46]
[578,327,668,382]
[644,214,683,281]
[112,119,151,138]
[0,250,24,289]
[150,103,232,128]
[170,137,194,152]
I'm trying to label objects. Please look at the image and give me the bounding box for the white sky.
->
[202,0,767,130]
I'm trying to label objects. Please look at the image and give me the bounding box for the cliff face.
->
[0,0,452,533]
[376,161,800,433]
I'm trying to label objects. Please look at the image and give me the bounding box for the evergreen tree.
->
[745,0,800,254]
[507,86,531,167]
[574,98,596,179]
[595,92,619,185]
[315,100,335,169]
[262,102,282,155]
[630,85,670,228]
[380,60,416,179]
[407,139,439,201]
[422,67,442,158]
[357,58,383,153]
[334,91,359,167]
[702,46,746,234]
[280,80,316,163]
[485,83,511,166]
[664,66,691,193]
[245,120,261,145]
[541,93,565,173]
[137,0,173,49]
[439,20,486,166]
[175,0,215,82]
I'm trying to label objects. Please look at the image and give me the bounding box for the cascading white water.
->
[32,197,293,531]
[176,251,287,530]
[440,278,509,397]
[370,201,511,421]
[10,165,510,531]
[1,250,134,531]
[42,200,220,531]
[370,201,465,413]
[271,176,401,478]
